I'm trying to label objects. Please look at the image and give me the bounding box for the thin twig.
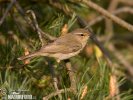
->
[26,10,44,46]
[88,7,133,27]
[0,0,16,26]
[65,60,77,93]
[119,0,133,6]
[81,0,133,32]
[43,88,72,100]
[15,2,56,41]
[48,62,62,100]
[105,0,119,41]
[108,43,133,78]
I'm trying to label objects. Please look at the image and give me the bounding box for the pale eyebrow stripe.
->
[74,32,83,35]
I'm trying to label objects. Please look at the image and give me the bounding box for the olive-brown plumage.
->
[18,29,90,62]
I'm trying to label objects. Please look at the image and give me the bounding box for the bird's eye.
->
[80,34,84,36]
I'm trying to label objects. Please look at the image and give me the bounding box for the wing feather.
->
[39,34,82,53]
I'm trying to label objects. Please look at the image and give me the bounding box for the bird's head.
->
[71,28,90,45]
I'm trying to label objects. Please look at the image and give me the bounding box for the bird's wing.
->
[39,35,82,54]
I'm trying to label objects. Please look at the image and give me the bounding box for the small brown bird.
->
[18,29,90,62]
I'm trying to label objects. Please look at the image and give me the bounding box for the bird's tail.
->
[17,52,40,60]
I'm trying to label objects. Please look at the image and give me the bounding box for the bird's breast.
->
[50,50,81,61]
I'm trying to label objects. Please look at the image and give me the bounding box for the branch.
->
[119,0,133,6]
[88,7,133,26]
[65,60,77,93]
[43,88,72,100]
[15,2,56,42]
[81,0,133,32]
[105,0,119,41]
[48,61,62,99]
[108,43,133,78]
[26,10,44,46]
[0,0,16,26]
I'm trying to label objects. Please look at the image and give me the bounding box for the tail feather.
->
[17,52,39,60]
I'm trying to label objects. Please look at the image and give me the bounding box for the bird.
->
[18,29,90,62]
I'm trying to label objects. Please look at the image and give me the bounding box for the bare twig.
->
[48,62,62,100]
[88,7,133,27]
[105,0,119,41]
[108,0,119,12]
[105,0,119,33]
[65,60,77,93]
[119,0,133,6]
[0,0,16,26]
[26,10,44,46]
[81,0,133,32]
[43,88,72,100]
[15,2,56,41]
[108,43,133,78]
